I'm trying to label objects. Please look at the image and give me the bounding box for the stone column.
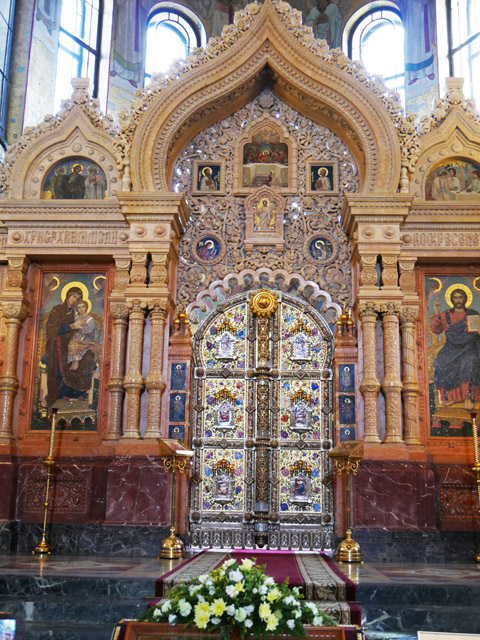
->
[359,302,381,443]
[105,303,129,440]
[400,306,421,445]
[380,302,403,443]
[144,300,167,438]
[0,300,28,441]
[122,299,147,439]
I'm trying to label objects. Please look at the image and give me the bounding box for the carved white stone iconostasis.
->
[172,89,359,325]
[2,0,480,548]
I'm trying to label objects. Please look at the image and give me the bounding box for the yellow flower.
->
[258,602,271,620]
[195,602,210,614]
[266,587,281,602]
[234,582,245,594]
[194,610,210,629]
[240,558,254,570]
[266,615,278,631]
[210,598,227,616]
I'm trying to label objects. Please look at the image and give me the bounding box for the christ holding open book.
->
[431,286,480,410]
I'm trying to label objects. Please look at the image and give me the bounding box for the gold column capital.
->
[399,305,419,324]
[378,301,402,316]
[0,299,29,321]
[358,301,377,317]
[110,303,129,320]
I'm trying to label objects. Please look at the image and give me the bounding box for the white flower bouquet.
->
[139,557,335,639]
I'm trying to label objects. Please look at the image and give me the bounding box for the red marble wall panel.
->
[13,456,169,525]
[0,457,17,519]
[353,462,436,530]
[105,457,169,525]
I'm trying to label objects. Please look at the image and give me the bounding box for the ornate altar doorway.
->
[189,290,335,550]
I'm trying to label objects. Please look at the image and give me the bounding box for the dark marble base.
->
[345,529,480,563]
[15,622,117,640]
[3,522,479,561]
[0,521,177,556]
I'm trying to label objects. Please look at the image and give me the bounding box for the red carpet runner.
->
[154,550,361,628]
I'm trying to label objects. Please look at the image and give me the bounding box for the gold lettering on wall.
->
[11,230,120,246]
[409,231,480,248]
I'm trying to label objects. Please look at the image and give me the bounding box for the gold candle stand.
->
[32,408,58,555]
[470,412,480,563]
[159,455,190,559]
[158,439,193,559]
[329,441,363,563]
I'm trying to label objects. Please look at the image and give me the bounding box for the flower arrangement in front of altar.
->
[139,557,335,639]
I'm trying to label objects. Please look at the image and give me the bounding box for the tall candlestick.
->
[48,408,58,458]
[470,413,480,563]
[32,408,58,555]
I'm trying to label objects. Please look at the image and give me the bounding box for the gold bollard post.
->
[158,455,189,559]
[470,412,480,563]
[32,408,58,555]
[329,441,363,563]
[334,457,363,563]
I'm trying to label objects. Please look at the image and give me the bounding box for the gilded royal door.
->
[189,290,335,550]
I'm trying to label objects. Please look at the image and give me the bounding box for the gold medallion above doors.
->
[189,291,335,550]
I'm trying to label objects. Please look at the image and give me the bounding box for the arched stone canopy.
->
[1,80,119,200]
[120,0,403,195]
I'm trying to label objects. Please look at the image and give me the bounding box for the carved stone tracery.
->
[174,90,355,312]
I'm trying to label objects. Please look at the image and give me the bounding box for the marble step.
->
[0,594,146,624]
[0,575,155,598]
[16,620,116,640]
[358,583,480,607]
[362,603,480,636]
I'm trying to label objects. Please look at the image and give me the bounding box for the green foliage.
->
[139,557,336,639]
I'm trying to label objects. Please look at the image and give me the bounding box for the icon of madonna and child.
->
[426,276,480,435]
[32,275,104,429]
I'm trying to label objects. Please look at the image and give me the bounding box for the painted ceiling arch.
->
[116,0,405,195]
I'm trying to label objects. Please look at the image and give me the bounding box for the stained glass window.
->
[0,0,16,149]
[447,0,480,104]
[54,0,102,113]
[145,5,205,82]
[347,4,405,106]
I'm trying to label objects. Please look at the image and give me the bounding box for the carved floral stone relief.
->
[173,89,357,312]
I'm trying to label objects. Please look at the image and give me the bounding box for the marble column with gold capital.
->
[380,302,403,443]
[106,303,129,440]
[123,299,147,439]
[0,299,28,442]
[359,302,381,443]
[400,305,422,445]
[144,300,168,438]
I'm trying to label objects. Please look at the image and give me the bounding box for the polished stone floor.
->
[1,552,479,583]
[1,554,479,639]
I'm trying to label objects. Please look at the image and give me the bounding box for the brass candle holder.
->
[157,439,193,559]
[159,454,191,559]
[329,440,363,563]
[32,408,58,555]
[470,412,480,563]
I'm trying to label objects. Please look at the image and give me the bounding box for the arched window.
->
[54,0,102,113]
[447,0,480,103]
[0,0,16,150]
[346,4,405,106]
[145,4,206,82]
